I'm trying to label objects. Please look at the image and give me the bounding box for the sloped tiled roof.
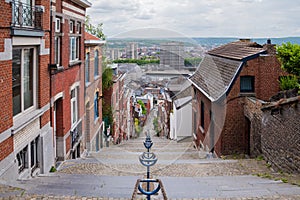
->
[85,32,100,40]
[189,55,243,101]
[208,41,266,60]
[84,32,105,45]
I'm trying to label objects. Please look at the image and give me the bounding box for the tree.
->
[102,67,113,90]
[137,100,147,115]
[276,42,300,76]
[85,15,105,40]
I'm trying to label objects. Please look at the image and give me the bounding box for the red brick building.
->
[189,39,286,156]
[103,64,128,144]
[0,0,53,180]
[84,32,105,151]
[49,0,91,161]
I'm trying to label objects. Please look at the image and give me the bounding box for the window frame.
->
[30,136,39,170]
[55,17,61,33]
[69,20,74,33]
[17,145,28,173]
[76,22,81,34]
[200,101,205,130]
[85,52,90,83]
[94,92,99,120]
[69,36,79,62]
[71,87,78,128]
[240,76,255,93]
[94,49,99,77]
[54,36,61,65]
[12,47,37,117]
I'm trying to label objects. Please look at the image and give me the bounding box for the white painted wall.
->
[170,99,192,140]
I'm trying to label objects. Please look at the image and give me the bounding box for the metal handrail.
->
[11,0,43,29]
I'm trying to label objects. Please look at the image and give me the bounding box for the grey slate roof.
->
[189,55,242,101]
[174,96,192,109]
[208,41,266,60]
[189,40,267,101]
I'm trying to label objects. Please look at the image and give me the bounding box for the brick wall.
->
[219,52,285,156]
[244,97,263,157]
[0,137,13,161]
[261,97,300,173]
[0,60,13,133]
[0,1,13,134]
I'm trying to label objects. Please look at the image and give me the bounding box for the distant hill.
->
[107,37,300,49]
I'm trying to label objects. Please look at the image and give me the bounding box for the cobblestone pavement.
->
[1,109,300,199]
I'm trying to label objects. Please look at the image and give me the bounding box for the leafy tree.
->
[102,67,113,90]
[137,100,147,115]
[102,66,113,135]
[279,76,299,91]
[184,57,202,67]
[102,100,113,136]
[113,58,159,65]
[276,42,300,76]
[85,15,105,40]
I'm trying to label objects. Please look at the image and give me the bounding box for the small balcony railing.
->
[11,0,43,30]
[71,120,82,148]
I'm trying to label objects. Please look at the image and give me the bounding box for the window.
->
[12,48,36,116]
[54,36,61,65]
[193,111,197,134]
[201,101,204,129]
[94,92,99,120]
[71,87,78,127]
[30,136,39,169]
[69,20,74,33]
[76,22,81,34]
[85,52,90,83]
[240,76,255,93]
[17,146,28,173]
[70,37,79,61]
[55,17,61,33]
[94,50,99,77]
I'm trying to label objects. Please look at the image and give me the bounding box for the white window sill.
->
[94,117,100,124]
[85,82,91,87]
[12,109,44,134]
[94,75,100,80]
[239,92,256,97]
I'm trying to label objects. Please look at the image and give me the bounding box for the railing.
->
[11,0,43,30]
[71,120,82,148]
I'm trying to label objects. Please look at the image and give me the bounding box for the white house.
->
[170,96,192,141]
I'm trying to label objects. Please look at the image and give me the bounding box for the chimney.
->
[263,39,276,55]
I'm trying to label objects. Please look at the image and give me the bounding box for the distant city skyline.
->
[86,0,300,39]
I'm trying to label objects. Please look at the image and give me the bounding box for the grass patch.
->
[256,155,264,161]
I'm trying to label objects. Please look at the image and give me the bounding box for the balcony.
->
[11,0,44,37]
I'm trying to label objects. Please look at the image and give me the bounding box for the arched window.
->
[94,50,99,77]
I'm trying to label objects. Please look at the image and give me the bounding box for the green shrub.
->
[49,166,57,172]
[279,76,299,90]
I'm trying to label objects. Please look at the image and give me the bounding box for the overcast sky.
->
[86,0,300,39]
